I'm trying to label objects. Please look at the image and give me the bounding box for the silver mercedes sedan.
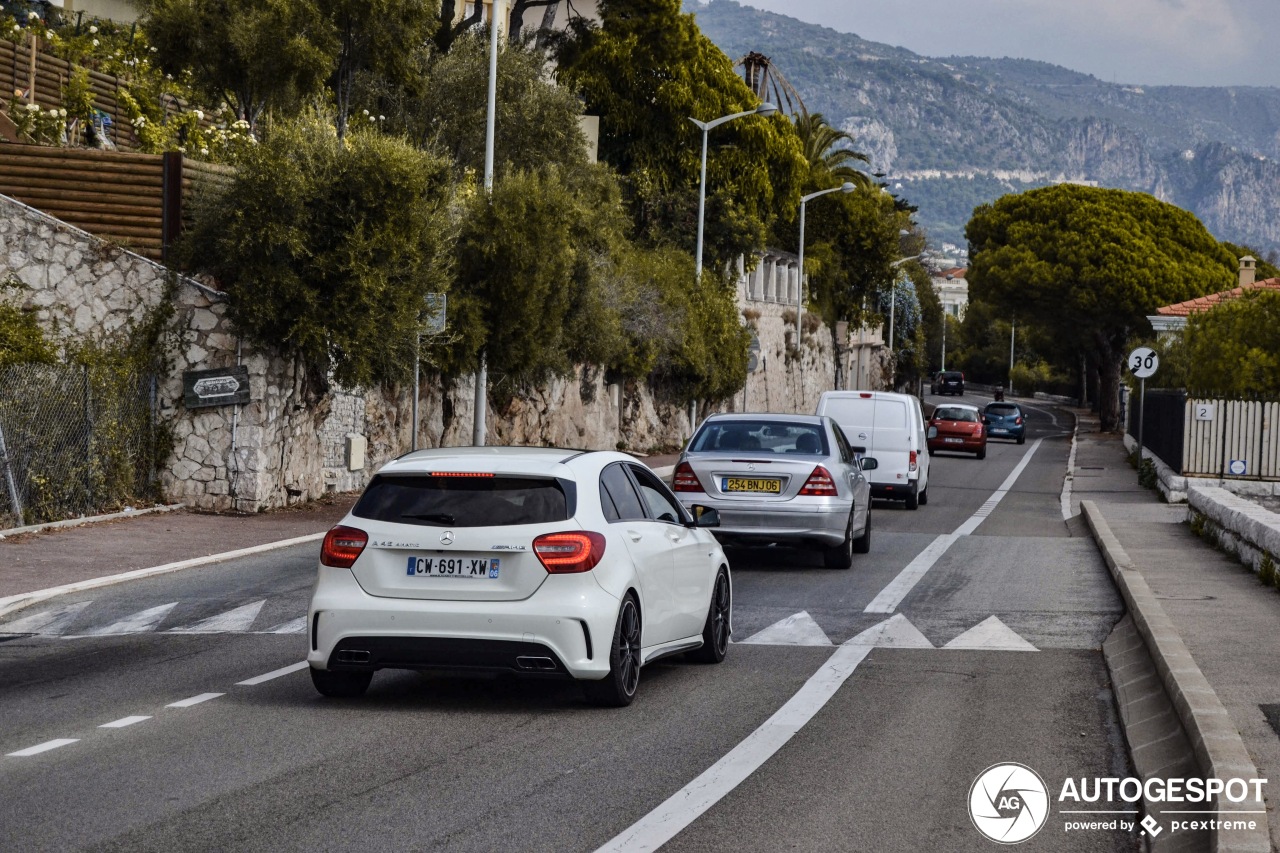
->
[671,414,876,569]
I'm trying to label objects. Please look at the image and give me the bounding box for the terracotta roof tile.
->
[1155,278,1280,316]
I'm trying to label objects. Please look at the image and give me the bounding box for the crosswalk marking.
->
[844,614,934,649]
[81,602,178,637]
[169,600,265,634]
[0,600,93,635]
[737,611,832,646]
[943,616,1038,651]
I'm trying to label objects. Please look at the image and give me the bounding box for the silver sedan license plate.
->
[406,555,499,578]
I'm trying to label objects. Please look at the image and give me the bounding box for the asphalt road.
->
[0,395,1138,852]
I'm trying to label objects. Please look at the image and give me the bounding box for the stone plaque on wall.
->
[183,366,250,408]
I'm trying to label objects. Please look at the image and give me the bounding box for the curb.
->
[0,532,325,621]
[1082,500,1272,853]
[0,504,186,540]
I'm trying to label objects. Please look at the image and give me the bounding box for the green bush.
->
[1259,552,1277,588]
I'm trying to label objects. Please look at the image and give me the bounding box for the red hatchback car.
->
[927,403,987,459]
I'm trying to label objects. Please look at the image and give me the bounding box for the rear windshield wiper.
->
[400,512,455,524]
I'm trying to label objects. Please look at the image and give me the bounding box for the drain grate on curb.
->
[1262,704,1280,740]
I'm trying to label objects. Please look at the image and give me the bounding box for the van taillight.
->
[533,531,606,574]
[799,466,839,496]
[672,462,704,492]
[909,450,918,472]
[321,525,367,568]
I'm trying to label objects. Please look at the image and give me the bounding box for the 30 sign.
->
[1127,347,1159,379]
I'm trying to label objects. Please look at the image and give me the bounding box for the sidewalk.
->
[1071,412,1280,851]
[0,495,356,600]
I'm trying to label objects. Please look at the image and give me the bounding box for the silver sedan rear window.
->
[690,421,829,455]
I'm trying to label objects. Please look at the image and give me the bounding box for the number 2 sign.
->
[1127,347,1159,379]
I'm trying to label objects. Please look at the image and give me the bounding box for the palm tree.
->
[795,112,875,190]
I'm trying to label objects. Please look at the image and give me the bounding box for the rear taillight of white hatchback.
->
[533,531,606,574]
[321,525,368,568]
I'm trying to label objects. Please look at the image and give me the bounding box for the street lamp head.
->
[755,102,778,117]
[840,182,855,193]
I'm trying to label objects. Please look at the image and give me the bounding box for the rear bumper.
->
[986,425,1025,440]
[928,437,985,452]
[674,498,850,547]
[869,481,916,501]
[307,567,620,680]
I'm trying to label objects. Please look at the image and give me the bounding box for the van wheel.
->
[905,483,919,510]
[918,486,928,506]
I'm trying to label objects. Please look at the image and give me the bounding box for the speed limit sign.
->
[1127,347,1159,379]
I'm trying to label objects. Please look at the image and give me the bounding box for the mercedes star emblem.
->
[440,531,454,545]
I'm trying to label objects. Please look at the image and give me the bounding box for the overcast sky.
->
[733,0,1280,88]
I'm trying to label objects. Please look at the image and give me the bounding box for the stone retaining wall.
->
[1188,485,1280,574]
[2,192,847,513]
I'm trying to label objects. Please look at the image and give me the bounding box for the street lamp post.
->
[472,0,503,447]
[797,182,855,347]
[885,253,924,390]
[689,102,778,281]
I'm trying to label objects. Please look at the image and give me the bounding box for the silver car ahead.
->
[671,414,876,569]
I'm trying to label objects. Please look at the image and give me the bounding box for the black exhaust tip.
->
[336,650,371,665]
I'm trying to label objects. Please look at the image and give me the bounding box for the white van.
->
[816,391,930,509]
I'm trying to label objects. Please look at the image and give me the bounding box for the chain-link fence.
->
[0,363,162,529]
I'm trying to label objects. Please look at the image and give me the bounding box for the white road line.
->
[7,738,79,757]
[237,661,308,685]
[166,692,224,708]
[1061,415,1079,520]
[100,715,151,728]
[866,438,1045,613]
[594,644,872,853]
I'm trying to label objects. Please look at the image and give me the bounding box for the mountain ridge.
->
[689,0,1280,254]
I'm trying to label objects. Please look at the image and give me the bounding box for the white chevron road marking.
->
[737,611,832,646]
[169,600,265,634]
[78,603,178,637]
[943,616,1038,652]
[0,600,93,635]
[844,614,934,649]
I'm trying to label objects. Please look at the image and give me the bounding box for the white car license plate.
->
[991,428,1007,434]
[944,437,964,444]
[406,555,500,578]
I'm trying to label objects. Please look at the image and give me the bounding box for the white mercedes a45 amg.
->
[307,447,731,706]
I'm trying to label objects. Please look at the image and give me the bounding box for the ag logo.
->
[968,763,1049,844]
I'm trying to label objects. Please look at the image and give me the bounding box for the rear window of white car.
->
[352,474,572,527]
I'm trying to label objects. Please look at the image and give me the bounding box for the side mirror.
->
[859,457,879,471]
[691,506,720,528]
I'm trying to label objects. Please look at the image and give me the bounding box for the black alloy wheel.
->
[584,596,642,707]
[689,568,731,663]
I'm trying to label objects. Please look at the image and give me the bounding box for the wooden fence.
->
[1183,397,1280,480]
[0,143,233,262]
[1,36,139,150]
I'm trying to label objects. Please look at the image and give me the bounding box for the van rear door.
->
[868,397,912,488]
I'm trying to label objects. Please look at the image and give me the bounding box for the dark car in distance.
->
[931,371,965,396]
[983,402,1026,444]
